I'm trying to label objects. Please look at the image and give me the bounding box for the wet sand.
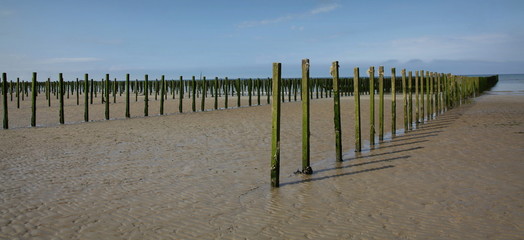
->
[1,93,523,239]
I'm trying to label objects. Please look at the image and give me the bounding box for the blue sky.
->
[1,0,523,80]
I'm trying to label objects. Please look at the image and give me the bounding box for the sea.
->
[486,74,524,95]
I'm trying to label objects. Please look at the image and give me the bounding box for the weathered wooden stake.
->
[48,78,51,107]
[16,78,20,109]
[214,77,219,110]
[236,78,241,108]
[224,77,229,109]
[391,68,397,135]
[369,66,375,145]
[332,61,342,162]
[3,73,8,129]
[105,74,110,120]
[125,74,130,118]
[302,59,312,174]
[402,69,408,131]
[59,73,64,124]
[84,74,89,122]
[271,63,282,188]
[408,71,413,129]
[178,76,183,113]
[31,72,37,127]
[192,76,196,112]
[378,66,384,141]
[201,76,206,111]
[160,75,165,115]
[76,78,80,105]
[144,74,149,116]
[415,71,419,125]
[420,70,425,123]
[354,68,361,152]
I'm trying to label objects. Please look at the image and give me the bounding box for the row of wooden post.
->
[269,60,498,187]
[0,71,497,131]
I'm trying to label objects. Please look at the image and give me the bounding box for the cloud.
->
[310,3,339,15]
[43,57,103,64]
[238,3,340,28]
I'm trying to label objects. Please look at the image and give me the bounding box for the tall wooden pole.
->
[271,63,282,188]
[332,61,342,162]
[301,59,312,174]
[369,67,375,145]
[391,68,397,135]
[354,68,361,152]
[378,66,384,141]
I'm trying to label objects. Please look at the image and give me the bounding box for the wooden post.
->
[125,74,130,118]
[257,78,261,105]
[3,73,8,129]
[214,77,219,110]
[402,69,407,131]
[408,71,413,130]
[159,75,165,115]
[332,61,342,162]
[113,78,117,103]
[267,77,271,105]
[59,73,65,124]
[302,59,312,174]
[369,67,375,145]
[192,76,196,112]
[224,77,229,109]
[354,68,361,152]
[271,63,282,188]
[16,78,20,109]
[420,70,425,123]
[47,78,51,107]
[248,78,252,107]
[144,74,149,116]
[201,76,206,111]
[391,68,396,135]
[378,66,384,141]
[84,74,89,122]
[105,74,110,120]
[76,78,80,105]
[31,72,37,127]
[236,78,241,108]
[89,79,93,104]
[426,71,430,121]
[415,71,419,125]
[178,76,183,113]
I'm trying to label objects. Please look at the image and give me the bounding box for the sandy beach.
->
[1,92,523,239]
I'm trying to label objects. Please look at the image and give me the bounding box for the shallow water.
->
[487,74,524,95]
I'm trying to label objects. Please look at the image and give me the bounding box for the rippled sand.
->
[1,93,523,239]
